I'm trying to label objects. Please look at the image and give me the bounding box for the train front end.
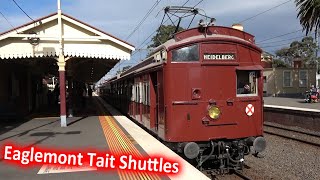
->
[164,26,266,172]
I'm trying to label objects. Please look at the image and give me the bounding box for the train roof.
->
[105,25,261,83]
[152,25,259,53]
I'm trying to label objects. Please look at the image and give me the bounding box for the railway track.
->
[233,170,252,180]
[264,123,320,147]
[207,169,253,180]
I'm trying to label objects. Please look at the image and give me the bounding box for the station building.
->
[261,53,317,97]
[0,12,134,122]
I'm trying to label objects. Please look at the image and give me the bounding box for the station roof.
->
[0,13,135,83]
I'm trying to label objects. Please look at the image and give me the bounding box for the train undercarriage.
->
[167,137,266,174]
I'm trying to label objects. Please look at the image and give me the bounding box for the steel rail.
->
[264,123,320,138]
[233,170,252,180]
[264,129,320,147]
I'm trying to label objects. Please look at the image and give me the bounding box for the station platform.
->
[0,96,209,180]
[263,97,320,111]
[263,97,320,132]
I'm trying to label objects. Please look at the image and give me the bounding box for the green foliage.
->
[295,0,320,35]
[275,36,318,66]
[148,25,185,48]
[116,65,131,75]
[272,59,288,67]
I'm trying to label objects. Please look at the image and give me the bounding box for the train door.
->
[150,70,165,138]
[157,70,165,138]
[150,72,158,131]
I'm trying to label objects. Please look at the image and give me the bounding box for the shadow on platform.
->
[0,96,109,137]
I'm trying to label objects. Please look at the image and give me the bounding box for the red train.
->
[99,22,266,173]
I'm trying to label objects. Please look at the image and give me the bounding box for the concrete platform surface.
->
[264,97,320,110]
[0,96,208,180]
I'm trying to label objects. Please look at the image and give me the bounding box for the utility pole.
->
[316,27,319,63]
[315,28,319,87]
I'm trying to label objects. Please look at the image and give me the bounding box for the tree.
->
[274,36,318,67]
[272,59,288,68]
[295,0,320,35]
[116,65,131,75]
[275,47,291,65]
[148,25,185,48]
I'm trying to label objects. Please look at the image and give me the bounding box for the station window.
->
[172,44,199,62]
[299,70,307,87]
[283,71,292,87]
[237,71,258,96]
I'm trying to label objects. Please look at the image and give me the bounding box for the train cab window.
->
[172,44,199,62]
[237,71,258,96]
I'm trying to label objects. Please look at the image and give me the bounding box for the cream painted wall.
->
[264,68,316,96]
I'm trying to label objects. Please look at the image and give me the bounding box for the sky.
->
[0,0,316,82]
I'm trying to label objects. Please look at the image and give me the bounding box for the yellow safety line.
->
[104,117,142,180]
[105,116,142,157]
[99,116,125,180]
[100,117,136,180]
[103,116,159,180]
[98,102,146,180]
[106,117,130,151]
[107,116,157,180]
[96,99,160,180]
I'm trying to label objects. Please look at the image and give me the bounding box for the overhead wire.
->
[126,0,162,41]
[256,29,303,43]
[260,35,313,49]
[132,0,202,57]
[238,0,293,24]
[260,42,293,49]
[11,0,34,21]
[110,0,303,80]
[257,35,307,45]
[233,0,305,53]
[0,10,18,33]
[108,0,196,76]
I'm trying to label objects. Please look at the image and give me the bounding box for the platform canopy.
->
[0,13,135,83]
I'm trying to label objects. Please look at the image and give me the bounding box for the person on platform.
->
[81,85,86,108]
[88,86,93,97]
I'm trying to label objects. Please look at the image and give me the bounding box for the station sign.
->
[203,53,236,60]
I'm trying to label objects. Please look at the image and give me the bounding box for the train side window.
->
[172,44,199,62]
[135,85,140,103]
[143,83,148,105]
[147,83,150,106]
[236,71,258,96]
[142,83,146,105]
[132,84,135,101]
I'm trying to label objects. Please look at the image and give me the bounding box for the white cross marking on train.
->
[246,104,254,116]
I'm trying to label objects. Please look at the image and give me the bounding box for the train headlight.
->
[208,106,221,119]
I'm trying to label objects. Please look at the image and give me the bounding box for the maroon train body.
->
[100,25,266,173]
